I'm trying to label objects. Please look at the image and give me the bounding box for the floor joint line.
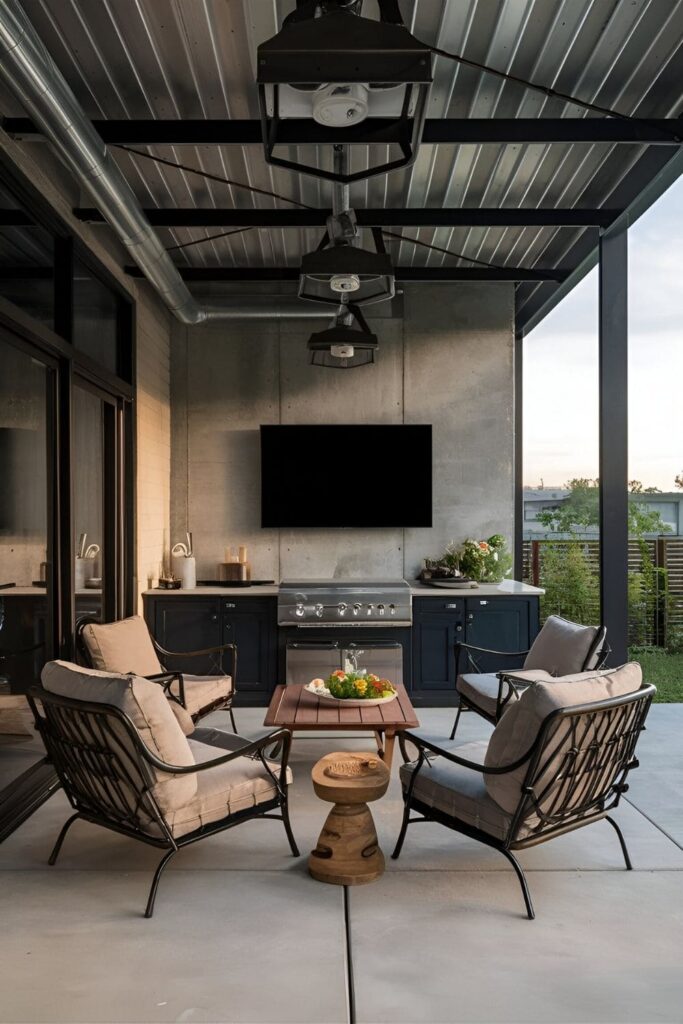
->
[624,796,683,852]
[343,885,356,1024]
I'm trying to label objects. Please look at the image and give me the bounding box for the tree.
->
[537,478,671,538]
[676,472,683,490]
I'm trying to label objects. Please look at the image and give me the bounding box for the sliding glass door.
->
[0,334,55,689]
[0,331,56,797]
[72,381,124,626]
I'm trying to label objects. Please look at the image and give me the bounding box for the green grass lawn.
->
[629,648,683,702]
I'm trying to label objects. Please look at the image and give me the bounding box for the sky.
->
[523,174,683,492]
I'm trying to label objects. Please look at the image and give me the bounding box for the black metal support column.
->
[513,329,524,580]
[599,225,629,665]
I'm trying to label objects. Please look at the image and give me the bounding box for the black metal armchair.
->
[451,615,608,738]
[76,615,237,729]
[30,681,298,918]
[394,671,654,919]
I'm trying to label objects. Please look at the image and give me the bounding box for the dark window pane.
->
[73,386,105,622]
[0,182,54,329]
[73,258,119,373]
[0,346,50,702]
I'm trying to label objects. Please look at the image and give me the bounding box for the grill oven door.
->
[285,638,403,686]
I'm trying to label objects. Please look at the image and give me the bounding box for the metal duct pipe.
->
[0,0,328,324]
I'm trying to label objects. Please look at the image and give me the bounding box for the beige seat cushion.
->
[81,616,163,677]
[457,673,520,718]
[399,740,514,841]
[169,700,195,735]
[484,662,644,815]
[41,660,196,813]
[166,737,293,838]
[169,674,233,717]
[523,615,599,675]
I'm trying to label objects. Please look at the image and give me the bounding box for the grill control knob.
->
[353,603,361,615]
[338,602,348,616]
[377,603,385,615]
[314,603,324,618]
[295,603,305,618]
[389,603,396,615]
[366,603,374,616]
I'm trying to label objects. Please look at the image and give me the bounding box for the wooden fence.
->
[522,537,683,648]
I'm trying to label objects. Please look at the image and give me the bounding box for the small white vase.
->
[174,555,196,590]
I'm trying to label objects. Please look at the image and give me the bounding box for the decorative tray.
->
[416,578,479,589]
[304,682,398,708]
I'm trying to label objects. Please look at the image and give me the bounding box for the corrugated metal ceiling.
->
[4,0,683,325]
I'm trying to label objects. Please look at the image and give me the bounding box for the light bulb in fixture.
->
[330,344,355,359]
[329,272,361,293]
[312,83,369,126]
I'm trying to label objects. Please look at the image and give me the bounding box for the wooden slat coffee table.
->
[263,684,419,771]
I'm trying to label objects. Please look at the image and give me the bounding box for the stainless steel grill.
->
[278,579,412,628]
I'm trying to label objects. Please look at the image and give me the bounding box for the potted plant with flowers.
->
[420,534,512,585]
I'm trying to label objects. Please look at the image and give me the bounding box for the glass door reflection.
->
[73,385,106,622]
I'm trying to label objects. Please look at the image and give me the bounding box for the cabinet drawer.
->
[413,598,465,616]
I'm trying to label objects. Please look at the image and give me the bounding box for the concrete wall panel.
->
[171,283,515,582]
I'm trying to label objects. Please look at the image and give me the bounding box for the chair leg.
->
[500,848,535,920]
[145,848,178,919]
[605,815,633,870]
[229,706,237,733]
[449,702,464,741]
[48,813,80,866]
[392,801,412,860]
[281,799,300,857]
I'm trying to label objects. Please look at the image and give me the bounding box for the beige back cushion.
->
[41,660,196,813]
[484,662,643,814]
[523,615,599,675]
[81,615,163,676]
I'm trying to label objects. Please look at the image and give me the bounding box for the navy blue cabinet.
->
[464,597,537,673]
[145,592,540,708]
[144,595,278,706]
[412,598,464,700]
[411,595,540,705]
[221,598,277,703]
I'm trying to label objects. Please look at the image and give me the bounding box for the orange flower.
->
[366,673,380,683]
[331,670,346,679]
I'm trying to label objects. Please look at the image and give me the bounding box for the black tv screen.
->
[260,425,432,528]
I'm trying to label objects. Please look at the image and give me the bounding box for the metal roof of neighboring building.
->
[2,0,683,333]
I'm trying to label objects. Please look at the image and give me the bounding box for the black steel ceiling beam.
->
[4,117,681,146]
[0,210,35,225]
[124,264,567,283]
[75,206,617,228]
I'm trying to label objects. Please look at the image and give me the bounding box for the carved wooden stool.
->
[309,751,391,886]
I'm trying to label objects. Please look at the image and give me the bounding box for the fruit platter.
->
[305,670,398,707]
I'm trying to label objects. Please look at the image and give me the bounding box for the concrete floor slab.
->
[348,870,683,1024]
[623,705,683,848]
[1,705,681,1023]
[0,869,349,1024]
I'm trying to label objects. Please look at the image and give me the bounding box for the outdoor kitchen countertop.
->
[141,580,543,597]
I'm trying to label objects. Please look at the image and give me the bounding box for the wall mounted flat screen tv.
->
[260,425,432,528]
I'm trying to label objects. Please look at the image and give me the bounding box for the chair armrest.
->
[399,730,537,775]
[455,642,530,659]
[152,640,236,661]
[138,728,293,776]
[151,640,237,695]
[145,671,185,707]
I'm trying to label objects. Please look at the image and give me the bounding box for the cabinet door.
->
[154,598,221,675]
[412,600,464,694]
[222,599,277,701]
[464,598,531,673]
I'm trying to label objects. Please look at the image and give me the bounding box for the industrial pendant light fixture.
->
[257,1,432,184]
[308,304,378,368]
[299,145,395,309]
